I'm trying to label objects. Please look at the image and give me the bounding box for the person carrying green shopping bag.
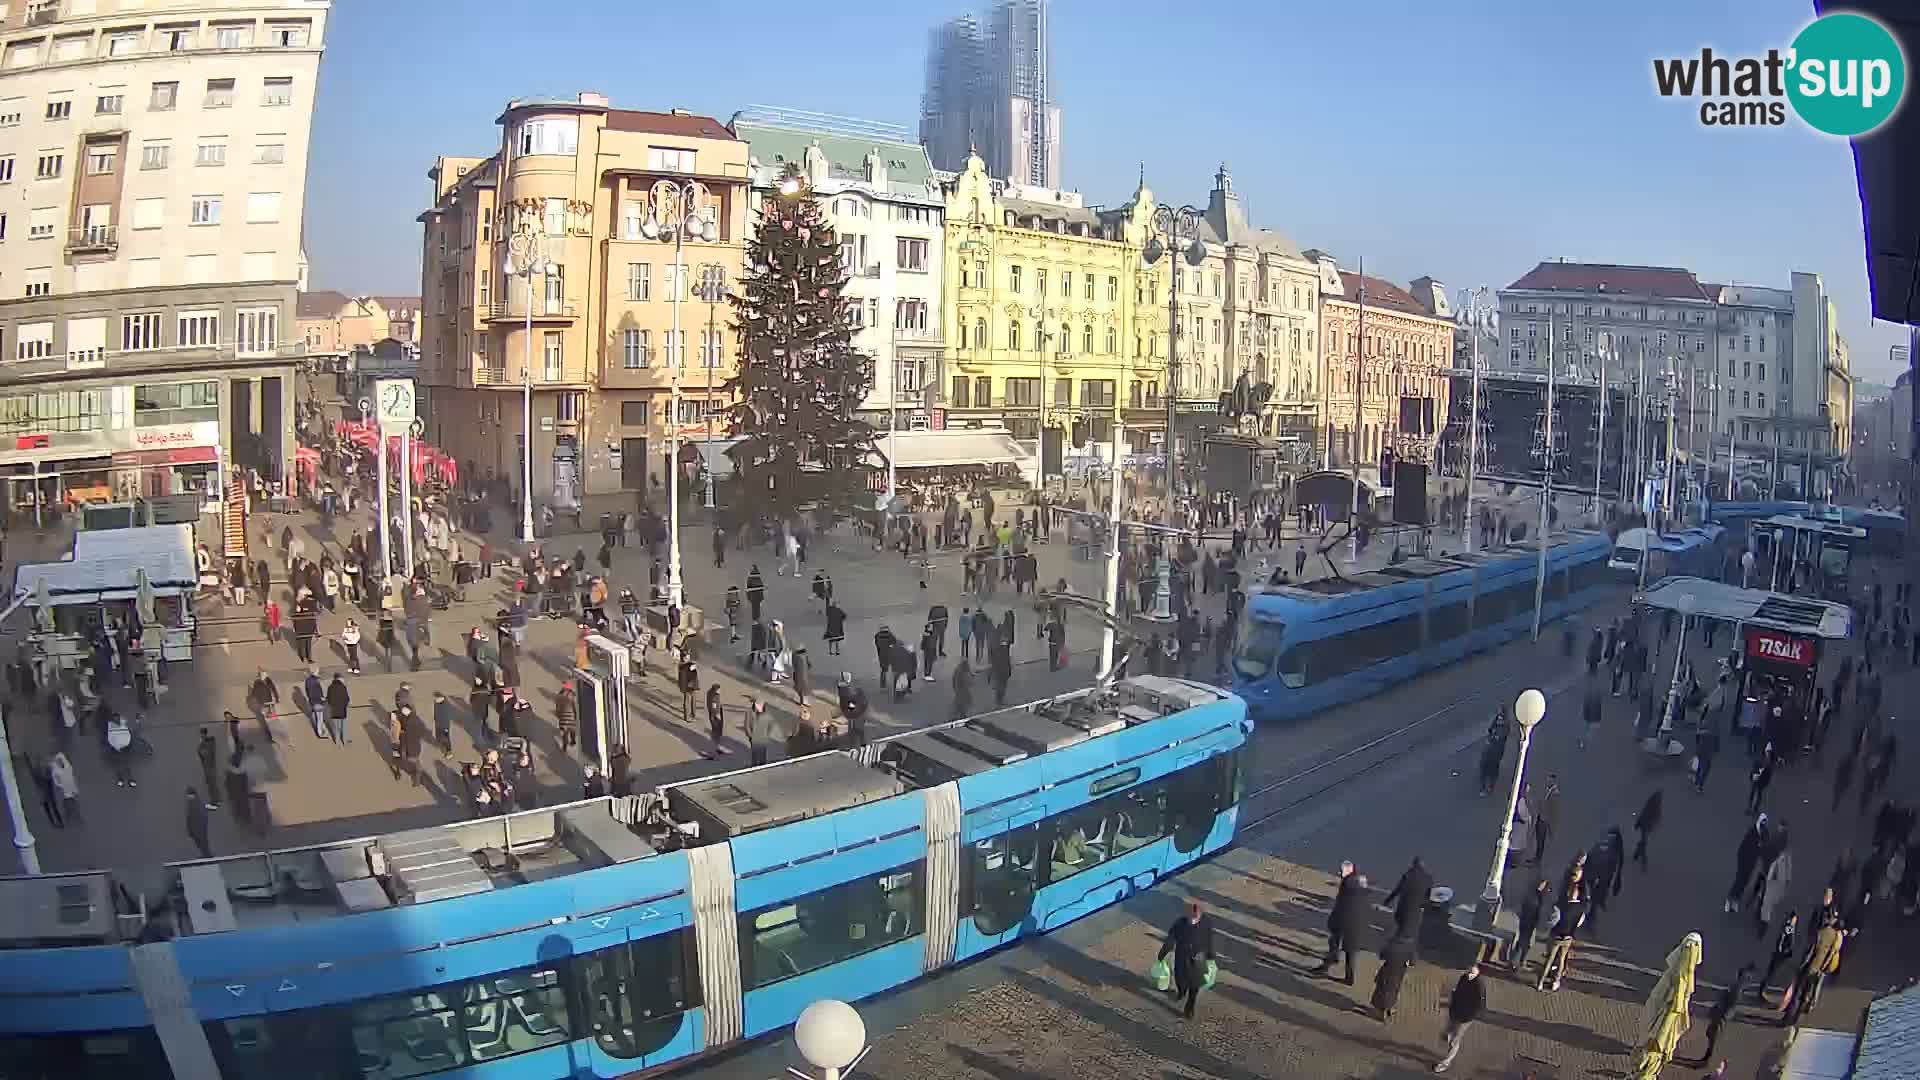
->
[1157,899,1218,1020]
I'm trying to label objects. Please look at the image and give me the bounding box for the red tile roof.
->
[1335,272,1440,319]
[296,290,349,319]
[370,296,420,318]
[1506,262,1710,301]
[606,109,736,141]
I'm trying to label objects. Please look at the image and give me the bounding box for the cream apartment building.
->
[1314,254,1455,469]
[417,94,749,505]
[0,0,325,512]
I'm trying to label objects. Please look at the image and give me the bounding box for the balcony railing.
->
[27,4,60,26]
[487,299,578,322]
[850,263,881,279]
[66,225,117,254]
[476,365,509,386]
[893,327,943,346]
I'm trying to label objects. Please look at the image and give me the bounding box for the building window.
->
[1009,322,1021,351]
[646,146,695,172]
[269,21,310,47]
[261,77,292,107]
[107,31,144,57]
[896,237,927,271]
[558,391,584,423]
[214,24,251,49]
[621,328,649,369]
[35,153,62,180]
[14,324,54,361]
[252,142,285,165]
[1758,393,1767,410]
[236,307,278,355]
[894,299,928,332]
[44,99,70,121]
[515,117,572,158]
[0,156,12,183]
[1106,327,1116,354]
[121,313,163,352]
[176,312,218,348]
[950,376,970,408]
[972,318,986,350]
[196,141,226,167]
[190,196,221,225]
[86,147,115,175]
[141,143,169,170]
[1083,325,1094,354]
[627,263,649,301]
[542,332,564,380]
[27,208,54,239]
[150,81,178,111]
[0,100,19,126]
[1009,265,1022,293]
[1005,377,1039,407]
[95,93,123,115]
[701,328,721,368]
[1061,272,1072,297]
[204,79,235,108]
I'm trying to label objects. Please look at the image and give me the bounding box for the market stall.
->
[10,524,200,676]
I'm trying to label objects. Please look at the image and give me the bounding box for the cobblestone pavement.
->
[690,573,1920,1080]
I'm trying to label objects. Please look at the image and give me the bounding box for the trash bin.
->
[1420,885,1456,953]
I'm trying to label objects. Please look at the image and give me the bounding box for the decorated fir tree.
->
[726,166,879,521]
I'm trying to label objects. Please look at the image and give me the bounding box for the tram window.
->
[575,928,702,1060]
[0,1028,170,1080]
[1274,644,1307,688]
[1167,761,1221,853]
[207,960,571,1079]
[1568,558,1610,594]
[968,824,1040,934]
[1233,621,1284,679]
[1312,615,1419,680]
[738,861,925,990]
[1111,780,1170,856]
[1047,801,1115,883]
[1473,583,1533,628]
[1428,601,1469,642]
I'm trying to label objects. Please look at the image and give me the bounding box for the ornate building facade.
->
[1314,254,1454,470]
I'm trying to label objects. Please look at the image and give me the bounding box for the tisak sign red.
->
[1745,627,1813,667]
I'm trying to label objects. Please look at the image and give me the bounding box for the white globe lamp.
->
[1514,687,1546,731]
[794,999,866,1079]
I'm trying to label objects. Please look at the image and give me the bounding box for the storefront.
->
[110,422,223,509]
[11,524,200,677]
[0,420,222,527]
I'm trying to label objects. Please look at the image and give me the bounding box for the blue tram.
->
[1231,531,1614,723]
[0,675,1248,1079]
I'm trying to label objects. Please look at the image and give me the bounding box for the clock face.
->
[375,380,415,426]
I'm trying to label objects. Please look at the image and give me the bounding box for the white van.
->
[1609,527,1655,578]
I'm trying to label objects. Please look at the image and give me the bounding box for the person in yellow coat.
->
[1634,931,1702,1080]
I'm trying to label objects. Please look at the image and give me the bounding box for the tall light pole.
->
[1141,204,1206,622]
[697,263,727,511]
[1351,260,1367,561]
[1477,687,1546,927]
[1593,341,1609,526]
[1531,313,1555,641]
[1462,287,1494,552]
[640,183,717,610]
[504,221,549,546]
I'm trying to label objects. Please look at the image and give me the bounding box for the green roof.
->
[732,120,935,197]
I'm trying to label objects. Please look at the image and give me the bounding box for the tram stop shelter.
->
[1639,576,1851,738]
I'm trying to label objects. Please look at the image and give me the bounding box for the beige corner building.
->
[417,93,749,509]
[0,0,327,515]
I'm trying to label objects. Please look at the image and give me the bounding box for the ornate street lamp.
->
[639,181,717,609]
[1140,204,1207,622]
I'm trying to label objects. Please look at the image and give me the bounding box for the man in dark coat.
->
[1156,899,1216,1020]
[325,674,351,745]
[1312,860,1368,984]
[928,603,949,657]
[745,566,766,623]
[874,626,897,687]
[1382,856,1434,941]
[1370,935,1414,1020]
[1434,963,1487,1072]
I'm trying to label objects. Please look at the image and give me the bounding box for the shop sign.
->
[130,422,219,450]
[1744,627,1813,666]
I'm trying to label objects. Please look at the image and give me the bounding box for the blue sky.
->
[306,0,1908,381]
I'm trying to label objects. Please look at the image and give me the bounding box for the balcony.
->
[475,365,510,386]
[66,225,117,255]
[893,327,944,347]
[851,264,881,279]
[486,298,578,323]
[27,3,60,26]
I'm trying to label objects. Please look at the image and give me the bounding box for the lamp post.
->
[1461,287,1494,553]
[1141,204,1206,622]
[503,222,550,546]
[790,999,869,1080]
[697,263,727,510]
[1659,592,1696,736]
[1478,687,1546,927]
[640,182,717,610]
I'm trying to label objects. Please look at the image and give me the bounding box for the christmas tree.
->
[726,165,879,522]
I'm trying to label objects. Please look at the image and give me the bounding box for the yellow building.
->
[941,152,1168,458]
[417,93,749,506]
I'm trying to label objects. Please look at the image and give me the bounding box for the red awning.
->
[113,446,218,467]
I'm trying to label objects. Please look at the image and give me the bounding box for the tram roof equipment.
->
[1638,576,1852,640]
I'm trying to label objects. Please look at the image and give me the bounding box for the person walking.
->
[1506,877,1547,973]
[745,565,765,623]
[247,668,280,745]
[1782,918,1844,1024]
[325,673,351,744]
[303,667,327,740]
[432,692,455,755]
[554,680,578,752]
[1433,963,1487,1072]
[705,684,725,755]
[1371,935,1415,1021]
[1632,789,1664,870]
[824,600,845,656]
[1384,856,1435,941]
[1725,815,1768,914]
[1156,899,1216,1021]
[397,705,424,786]
[1312,860,1368,985]
[1756,845,1793,939]
[1747,750,1776,814]
[196,729,221,809]
[1535,775,1562,866]
[677,656,700,727]
[340,618,363,674]
[951,657,974,721]
[48,752,80,825]
[1757,912,1798,997]
[1539,865,1589,992]
[185,787,212,859]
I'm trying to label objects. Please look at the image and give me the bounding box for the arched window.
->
[973,318,987,349]
[1009,322,1021,351]
[1107,327,1118,354]
[1083,325,1094,354]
